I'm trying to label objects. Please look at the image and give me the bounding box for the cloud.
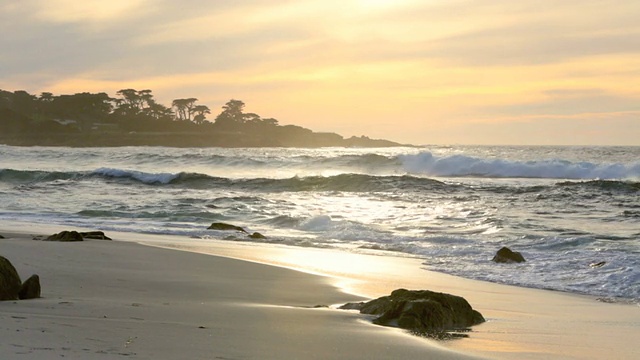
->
[1,0,640,145]
[32,0,150,24]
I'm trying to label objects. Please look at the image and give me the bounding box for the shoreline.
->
[2,223,639,359]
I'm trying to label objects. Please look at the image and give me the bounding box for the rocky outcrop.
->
[340,289,485,338]
[0,255,22,300]
[18,274,41,300]
[207,222,247,233]
[1,256,41,301]
[41,230,112,242]
[492,247,526,263]
[45,230,84,242]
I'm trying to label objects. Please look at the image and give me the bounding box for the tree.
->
[214,99,246,130]
[144,102,174,120]
[114,88,157,116]
[12,90,37,116]
[171,98,198,121]
[37,92,55,119]
[192,105,211,124]
[262,118,279,127]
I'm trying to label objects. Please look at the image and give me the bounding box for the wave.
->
[556,180,640,192]
[1,167,447,193]
[5,166,638,195]
[0,168,80,183]
[398,151,640,179]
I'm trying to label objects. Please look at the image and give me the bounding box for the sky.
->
[1,0,639,145]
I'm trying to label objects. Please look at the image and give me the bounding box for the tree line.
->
[0,88,401,147]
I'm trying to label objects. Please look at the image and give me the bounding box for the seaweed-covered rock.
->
[19,274,41,299]
[207,222,247,233]
[0,255,22,300]
[248,232,266,239]
[492,247,525,263]
[340,289,485,338]
[45,231,84,242]
[79,231,112,240]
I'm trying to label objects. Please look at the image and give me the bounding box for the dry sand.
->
[1,224,639,359]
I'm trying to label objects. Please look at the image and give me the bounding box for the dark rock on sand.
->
[18,274,41,299]
[248,232,266,239]
[207,222,247,233]
[0,255,22,300]
[41,230,111,241]
[340,289,485,338]
[45,231,84,242]
[0,234,5,239]
[492,246,526,263]
[80,231,112,240]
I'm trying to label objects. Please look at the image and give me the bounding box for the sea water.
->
[1,145,638,302]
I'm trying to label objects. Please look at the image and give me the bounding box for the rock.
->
[248,232,266,239]
[338,302,364,310]
[492,246,525,263]
[0,255,22,301]
[340,289,485,338]
[590,261,606,268]
[79,231,112,240]
[18,274,41,300]
[0,234,5,239]
[207,222,247,233]
[45,231,84,242]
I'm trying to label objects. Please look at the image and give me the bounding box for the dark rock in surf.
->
[339,288,485,338]
[18,274,41,300]
[492,247,525,263]
[590,261,606,268]
[44,231,84,242]
[248,232,266,239]
[79,231,112,240]
[0,234,5,239]
[0,255,22,300]
[207,222,248,233]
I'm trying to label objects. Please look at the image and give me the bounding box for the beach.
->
[1,224,639,359]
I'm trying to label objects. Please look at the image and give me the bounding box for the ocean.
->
[1,145,638,303]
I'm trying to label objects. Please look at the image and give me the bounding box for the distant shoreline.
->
[1,88,407,148]
[0,133,409,148]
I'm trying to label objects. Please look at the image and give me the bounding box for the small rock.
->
[207,222,247,233]
[492,247,526,263]
[248,232,266,239]
[590,261,606,268]
[18,274,41,300]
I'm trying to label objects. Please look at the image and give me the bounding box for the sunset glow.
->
[2,0,639,145]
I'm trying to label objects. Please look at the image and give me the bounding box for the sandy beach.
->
[1,223,639,359]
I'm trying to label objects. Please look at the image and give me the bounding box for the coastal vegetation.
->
[0,88,400,147]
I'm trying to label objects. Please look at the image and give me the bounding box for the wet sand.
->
[1,224,639,359]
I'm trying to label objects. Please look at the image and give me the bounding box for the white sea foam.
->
[399,151,640,179]
[93,167,179,184]
[1,145,638,303]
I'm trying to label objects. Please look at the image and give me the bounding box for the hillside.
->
[0,89,402,148]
